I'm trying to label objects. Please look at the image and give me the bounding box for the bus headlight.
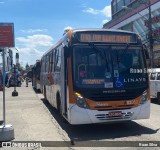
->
[75,93,89,109]
[139,90,147,104]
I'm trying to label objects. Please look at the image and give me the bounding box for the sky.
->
[0,0,111,67]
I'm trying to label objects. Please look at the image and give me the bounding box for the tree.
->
[16,63,24,72]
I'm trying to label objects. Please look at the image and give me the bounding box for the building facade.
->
[103,0,160,67]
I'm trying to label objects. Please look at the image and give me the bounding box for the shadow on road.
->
[41,98,157,142]
[33,87,41,94]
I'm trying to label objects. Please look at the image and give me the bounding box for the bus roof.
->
[41,28,140,58]
[69,28,138,35]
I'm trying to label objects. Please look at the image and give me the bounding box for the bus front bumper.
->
[69,100,150,125]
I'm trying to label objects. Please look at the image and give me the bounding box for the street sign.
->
[0,23,14,47]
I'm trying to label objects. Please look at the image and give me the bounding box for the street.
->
[41,96,160,150]
[0,83,160,150]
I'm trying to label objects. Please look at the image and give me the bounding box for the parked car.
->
[150,68,160,104]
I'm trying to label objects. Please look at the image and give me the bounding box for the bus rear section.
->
[32,61,41,92]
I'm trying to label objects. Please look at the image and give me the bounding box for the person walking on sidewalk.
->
[6,71,12,88]
[0,70,3,91]
[26,76,28,87]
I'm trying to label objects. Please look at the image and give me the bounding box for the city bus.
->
[32,60,41,92]
[40,28,150,125]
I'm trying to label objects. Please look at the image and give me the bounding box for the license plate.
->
[108,111,122,117]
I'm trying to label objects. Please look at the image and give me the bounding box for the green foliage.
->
[16,63,24,71]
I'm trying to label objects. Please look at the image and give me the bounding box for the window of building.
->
[112,4,117,14]
[122,23,132,31]
[112,0,117,14]
[117,0,124,12]
[125,0,131,6]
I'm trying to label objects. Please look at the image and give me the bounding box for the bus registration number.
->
[108,111,122,117]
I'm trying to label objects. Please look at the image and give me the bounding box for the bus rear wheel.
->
[57,94,62,114]
[43,86,46,99]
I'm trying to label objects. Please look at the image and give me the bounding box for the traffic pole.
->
[0,47,14,142]
[12,64,18,96]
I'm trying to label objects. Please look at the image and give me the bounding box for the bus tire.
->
[44,86,46,99]
[57,93,62,114]
[56,93,68,123]
[41,86,43,93]
[38,89,41,93]
[157,93,160,105]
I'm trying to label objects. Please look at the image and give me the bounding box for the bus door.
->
[61,46,68,118]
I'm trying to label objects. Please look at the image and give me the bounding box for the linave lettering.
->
[124,78,146,83]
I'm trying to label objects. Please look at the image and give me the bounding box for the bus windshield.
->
[72,45,148,90]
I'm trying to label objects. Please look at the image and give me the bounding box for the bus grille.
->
[89,94,136,101]
[95,112,134,120]
[81,88,146,101]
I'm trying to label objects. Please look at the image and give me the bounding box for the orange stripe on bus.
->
[85,96,142,110]
[68,57,76,104]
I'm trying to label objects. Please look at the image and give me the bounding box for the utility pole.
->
[124,0,154,68]
[148,0,154,68]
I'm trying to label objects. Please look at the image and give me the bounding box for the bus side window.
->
[45,55,49,73]
[54,48,61,72]
[49,51,53,72]
[157,73,160,80]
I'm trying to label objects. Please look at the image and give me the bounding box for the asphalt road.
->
[0,83,160,150]
[38,95,160,150]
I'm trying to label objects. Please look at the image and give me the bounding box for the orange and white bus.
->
[32,60,41,92]
[40,29,150,125]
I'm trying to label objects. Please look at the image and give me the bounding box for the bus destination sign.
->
[79,33,134,43]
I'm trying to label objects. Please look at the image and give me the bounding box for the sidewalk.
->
[0,82,70,149]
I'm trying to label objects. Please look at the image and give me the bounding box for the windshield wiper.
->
[116,43,130,64]
[113,43,130,71]
[122,43,130,56]
[88,42,106,60]
[88,42,111,71]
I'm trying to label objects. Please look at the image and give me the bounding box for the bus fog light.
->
[139,90,147,104]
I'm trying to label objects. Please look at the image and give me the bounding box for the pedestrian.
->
[0,70,3,91]
[26,76,28,87]
[6,71,12,88]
